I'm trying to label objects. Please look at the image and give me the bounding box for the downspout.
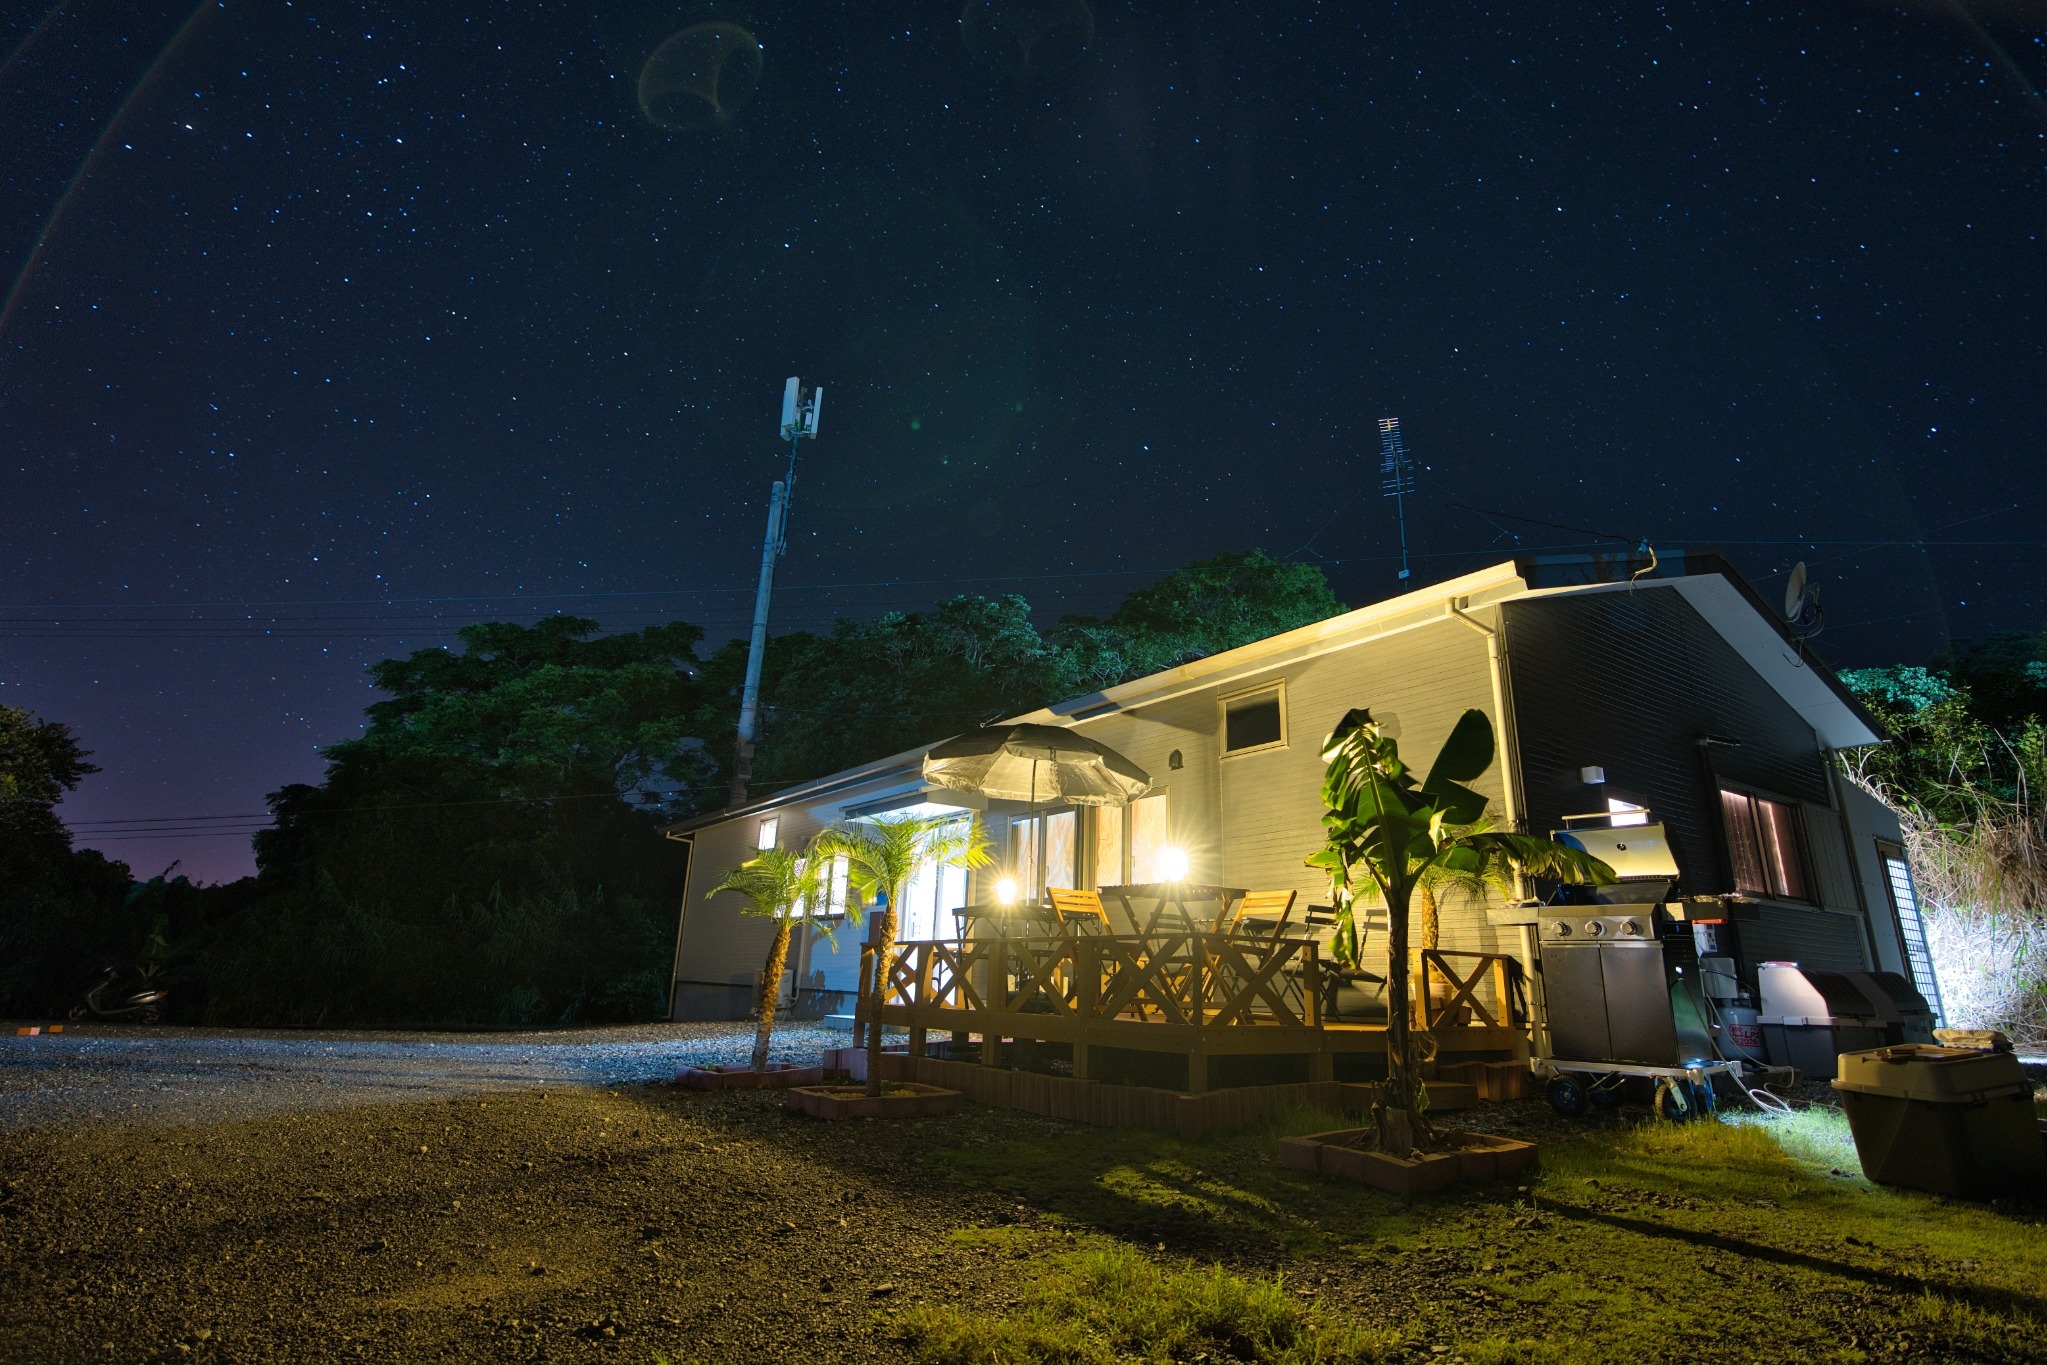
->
[665,830,697,1020]
[1825,756,1884,971]
[1446,602,1524,839]
[1447,601,1540,1060]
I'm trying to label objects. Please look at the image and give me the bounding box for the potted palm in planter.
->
[785,812,990,1120]
[678,840,840,1090]
[1283,707,1612,1192]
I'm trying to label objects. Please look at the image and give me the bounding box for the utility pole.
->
[729,376,822,808]
[1378,416,1415,582]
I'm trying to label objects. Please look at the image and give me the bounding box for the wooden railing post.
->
[1304,942,1322,1028]
[855,944,875,1046]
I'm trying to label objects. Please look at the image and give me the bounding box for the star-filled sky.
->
[3,0,2043,883]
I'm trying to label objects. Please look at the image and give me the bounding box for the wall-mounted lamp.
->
[1168,749,1184,771]
[1580,766,1606,785]
[1158,845,1190,882]
[994,877,1018,907]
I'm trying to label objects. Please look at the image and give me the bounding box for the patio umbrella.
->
[921,723,1151,806]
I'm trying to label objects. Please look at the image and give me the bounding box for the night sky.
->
[3,0,2043,883]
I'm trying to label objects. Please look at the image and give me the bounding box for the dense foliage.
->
[2,551,1345,1027]
[1839,629,2047,1044]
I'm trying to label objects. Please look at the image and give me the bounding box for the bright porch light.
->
[994,876,1018,906]
[1158,845,1190,882]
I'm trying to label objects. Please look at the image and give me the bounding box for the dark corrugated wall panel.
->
[1502,587,1833,898]
[1740,905,1871,973]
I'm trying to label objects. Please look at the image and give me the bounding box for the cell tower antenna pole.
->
[1378,416,1416,582]
[730,377,822,808]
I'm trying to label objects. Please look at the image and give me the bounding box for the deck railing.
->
[864,933,1324,1031]
[1410,949,1528,1029]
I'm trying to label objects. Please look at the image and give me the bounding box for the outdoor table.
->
[952,901,1060,940]
[1099,883,1248,938]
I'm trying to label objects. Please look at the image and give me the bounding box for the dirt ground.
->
[3,1025,2044,1364]
[0,1024,1038,1363]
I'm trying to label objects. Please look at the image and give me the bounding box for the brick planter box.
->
[786,1082,964,1121]
[675,1062,826,1091]
[1278,1127,1538,1196]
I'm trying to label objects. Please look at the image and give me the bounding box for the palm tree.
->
[705,842,837,1074]
[1308,707,1612,1156]
[815,813,991,1097]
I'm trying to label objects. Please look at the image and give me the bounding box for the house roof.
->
[664,549,1882,838]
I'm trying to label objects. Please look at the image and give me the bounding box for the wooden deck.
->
[857,933,1529,1093]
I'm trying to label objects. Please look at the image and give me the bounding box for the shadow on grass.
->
[1531,1194,2047,1321]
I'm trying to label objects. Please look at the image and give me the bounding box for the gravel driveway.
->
[0,1021,848,1130]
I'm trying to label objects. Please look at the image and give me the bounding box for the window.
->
[756,817,779,851]
[1221,684,1285,756]
[1719,788,1810,901]
[1093,802,1125,887]
[1010,810,1076,899]
[900,816,972,942]
[1128,791,1173,883]
[793,853,850,920]
[1878,843,1944,1021]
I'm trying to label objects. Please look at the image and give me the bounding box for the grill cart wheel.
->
[1653,1077,1712,1122]
[1546,1075,1589,1117]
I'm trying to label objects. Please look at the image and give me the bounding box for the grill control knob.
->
[1619,919,1643,937]
[1585,919,1607,937]
[1549,921,1572,938]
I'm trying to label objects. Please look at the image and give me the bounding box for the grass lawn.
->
[896,1095,2047,1364]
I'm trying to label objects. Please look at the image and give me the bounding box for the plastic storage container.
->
[1832,1045,2046,1199]
[1758,963,1886,1079]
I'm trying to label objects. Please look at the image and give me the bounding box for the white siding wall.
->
[1071,616,1505,972]
[672,775,942,1019]
[672,615,1513,1016]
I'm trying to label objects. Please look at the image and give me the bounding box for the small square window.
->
[1221,685,1285,756]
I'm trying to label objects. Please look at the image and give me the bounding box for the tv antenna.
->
[1378,417,1416,581]
[1782,561,1823,641]
[730,376,823,807]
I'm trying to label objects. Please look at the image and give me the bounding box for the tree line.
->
[0,552,1343,1028]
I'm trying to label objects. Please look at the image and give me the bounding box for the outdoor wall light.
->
[1580,766,1606,785]
[994,877,1018,906]
[1158,845,1190,882]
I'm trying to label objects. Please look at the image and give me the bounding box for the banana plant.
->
[1307,707,1613,1155]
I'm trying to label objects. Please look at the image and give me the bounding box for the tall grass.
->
[1901,803,2047,1048]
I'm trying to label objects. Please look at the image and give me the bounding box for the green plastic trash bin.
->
[1832,1045,2045,1200]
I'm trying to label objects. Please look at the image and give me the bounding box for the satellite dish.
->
[1782,561,1823,640]
[1782,562,1808,624]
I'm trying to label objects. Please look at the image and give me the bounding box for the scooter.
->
[69,966,167,1024]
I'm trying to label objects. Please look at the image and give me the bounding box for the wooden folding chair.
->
[1215,888,1297,942]
[1294,903,1389,1022]
[1046,887,1111,936]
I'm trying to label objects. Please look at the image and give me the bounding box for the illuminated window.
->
[1128,791,1173,884]
[1221,683,1286,757]
[900,816,972,943]
[1878,842,1944,1021]
[1719,788,1810,901]
[1010,810,1076,899]
[1093,802,1125,887]
[756,817,779,851]
[793,853,850,920]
